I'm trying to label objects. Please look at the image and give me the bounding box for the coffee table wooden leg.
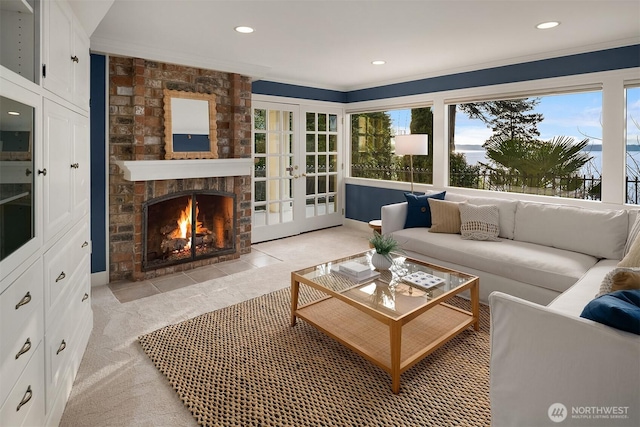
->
[471,279,480,331]
[290,278,299,327]
[390,322,402,394]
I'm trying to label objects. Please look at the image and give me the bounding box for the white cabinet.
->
[43,99,90,242]
[0,1,93,426]
[42,0,90,111]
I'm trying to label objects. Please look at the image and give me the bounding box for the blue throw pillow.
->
[580,290,640,335]
[404,191,446,229]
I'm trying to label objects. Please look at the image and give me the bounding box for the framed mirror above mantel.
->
[163,89,218,160]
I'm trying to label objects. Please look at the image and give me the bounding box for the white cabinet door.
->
[43,100,73,242]
[71,116,89,220]
[42,0,73,102]
[71,18,90,111]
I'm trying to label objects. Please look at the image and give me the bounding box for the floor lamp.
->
[394,134,429,193]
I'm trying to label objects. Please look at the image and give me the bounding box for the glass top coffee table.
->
[290,250,479,394]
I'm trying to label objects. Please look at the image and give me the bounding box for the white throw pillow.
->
[458,203,500,241]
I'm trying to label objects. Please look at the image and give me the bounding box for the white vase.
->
[371,252,393,270]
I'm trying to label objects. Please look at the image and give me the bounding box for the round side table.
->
[368,219,382,234]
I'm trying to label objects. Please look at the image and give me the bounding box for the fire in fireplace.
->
[143,191,236,270]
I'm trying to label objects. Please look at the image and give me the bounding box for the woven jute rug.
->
[138,286,491,427]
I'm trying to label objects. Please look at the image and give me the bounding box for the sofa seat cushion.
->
[391,228,599,293]
[548,259,620,316]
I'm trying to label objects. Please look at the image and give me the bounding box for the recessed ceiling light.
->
[372,60,386,65]
[536,21,560,30]
[235,26,254,34]
[7,111,20,116]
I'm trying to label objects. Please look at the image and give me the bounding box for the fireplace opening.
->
[143,191,236,271]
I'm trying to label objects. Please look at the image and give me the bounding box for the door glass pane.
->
[318,134,327,152]
[254,158,266,178]
[254,109,266,130]
[306,176,316,196]
[306,134,315,152]
[329,134,337,151]
[329,155,337,172]
[318,155,327,173]
[329,115,337,132]
[306,155,315,173]
[254,133,266,153]
[268,111,281,130]
[305,197,315,218]
[318,175,327,194]
[254,181,266,202]
[268,202,281,224]
[329,174,337,192]
[306,112,315,131]
[268,180,280,201]
[0,96,35,260]
[283,111,293,131]
[267,157,280,177]
[268,134,280,154]
[328,195,336,213]
[254,205,266,226]
[318,113,327,131]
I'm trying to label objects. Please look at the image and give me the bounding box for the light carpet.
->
[138,286,491,427]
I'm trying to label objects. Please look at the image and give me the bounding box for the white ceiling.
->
[82,0,640,91]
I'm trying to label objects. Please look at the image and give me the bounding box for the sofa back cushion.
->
[514,201,628,259]
[445,193,517,239]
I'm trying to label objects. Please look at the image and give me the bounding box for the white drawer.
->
[0,258,44,405]
[47,252,90,330]
[44,219,90,320]
[0,343,45,427]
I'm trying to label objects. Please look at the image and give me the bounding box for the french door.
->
[251,101,343,243]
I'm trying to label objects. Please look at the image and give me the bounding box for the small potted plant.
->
[369,231,401,270]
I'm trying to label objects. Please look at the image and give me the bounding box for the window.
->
[626,86,640,204]
[449,91,603,200]
[350,107,433,184]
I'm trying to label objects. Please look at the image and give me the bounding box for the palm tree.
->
[482,136,592,195]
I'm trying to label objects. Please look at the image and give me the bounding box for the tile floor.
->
[107,247,283,303]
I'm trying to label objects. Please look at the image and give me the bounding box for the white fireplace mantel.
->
[115,158,253,181]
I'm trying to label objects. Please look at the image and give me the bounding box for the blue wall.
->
[345,184,408,222]
[90,54,106,274]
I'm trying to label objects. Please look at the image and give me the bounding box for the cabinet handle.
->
[81,241,89,248]
[15,292,31,309]
[71,163,79,169]
[37,168,47,176]
[15,338,32,360]
[16,386,32,412]
[71,55,79,63]
[56,271,66,282]
[25,168,32,176]
[56,340,67,355]
[82,293,89,302]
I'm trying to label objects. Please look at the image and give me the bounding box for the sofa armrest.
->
[381,202,407,235]
[489,291,640,427]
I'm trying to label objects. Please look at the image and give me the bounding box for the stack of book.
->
[334,261,380,284]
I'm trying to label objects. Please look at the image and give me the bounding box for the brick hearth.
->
[108,56,252,281]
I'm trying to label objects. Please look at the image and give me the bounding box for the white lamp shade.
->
[394,134,429,156]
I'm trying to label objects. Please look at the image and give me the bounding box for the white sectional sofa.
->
[381,191,640,426]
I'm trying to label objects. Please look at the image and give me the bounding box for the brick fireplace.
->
[108,56,252,281]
